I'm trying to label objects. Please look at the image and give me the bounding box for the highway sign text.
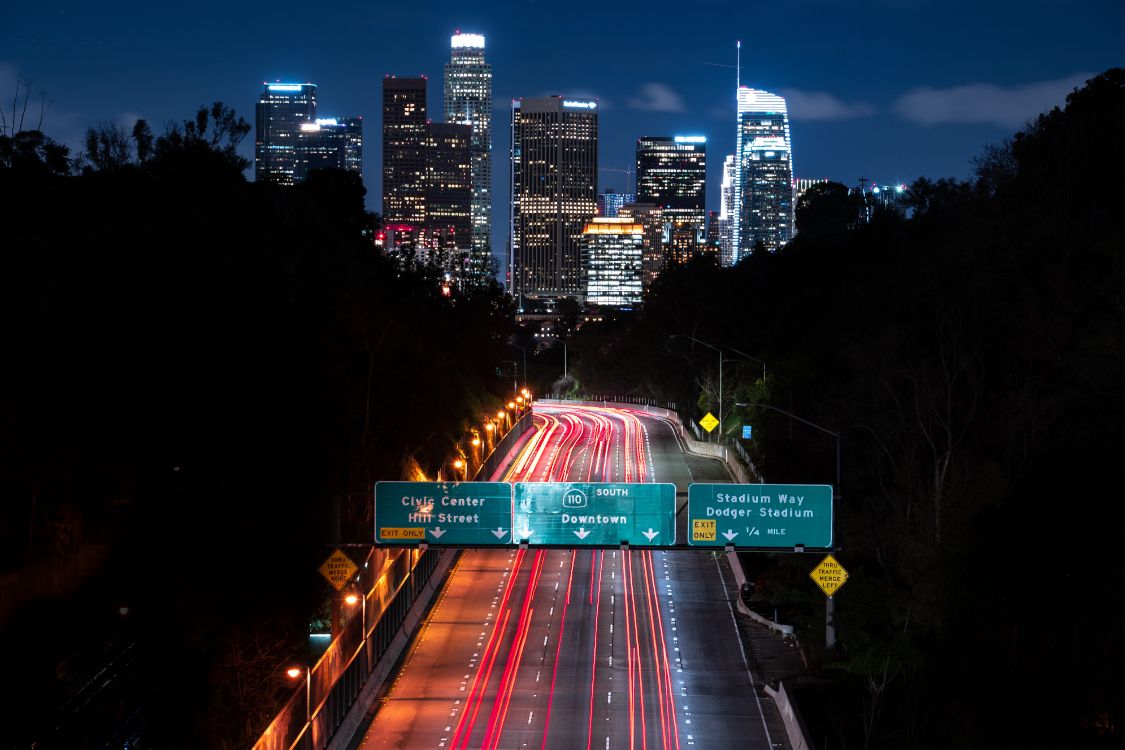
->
[374,481,514,545]
[513,482,676,546]
[687,483,833,548]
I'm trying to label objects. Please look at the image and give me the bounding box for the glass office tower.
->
[255,82,317,185]
[734,88,794,257]
[635,135,707,265]
[582,218,644,307]
[444,32,493,282]
[382,76,428,226]
[509,96,598,301]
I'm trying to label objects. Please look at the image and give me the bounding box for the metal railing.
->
[252,548,442,750]
[251,407,539,750]
[544,393,677,411]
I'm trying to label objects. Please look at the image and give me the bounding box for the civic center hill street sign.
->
[374,481,514,545]
[687,483,834,549]
[512,482,676,546]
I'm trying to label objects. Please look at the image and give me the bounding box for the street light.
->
[286,666,312,722]
[734,400,841,650]
[344,588,366,638]
[509,343,528,391]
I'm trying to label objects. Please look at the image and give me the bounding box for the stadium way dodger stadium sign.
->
[687,483,833,549]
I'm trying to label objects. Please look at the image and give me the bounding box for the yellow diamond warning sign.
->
[699,412,720,433]
[692,518,717,542]
[319,549,358,591]
[809,554,848,598]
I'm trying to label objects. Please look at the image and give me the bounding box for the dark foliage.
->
[571,69,1125,747]
[0,103,510,748]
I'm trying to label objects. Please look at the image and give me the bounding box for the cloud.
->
[777,89,875,121]
[565,89,611,110]
[627,82,686,113]
[892,73,1092,127]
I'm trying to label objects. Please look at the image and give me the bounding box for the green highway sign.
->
[688,483,834,549]
[512,482,676,546]
[374,481,513,545]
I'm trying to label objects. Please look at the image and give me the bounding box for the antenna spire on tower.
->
[736,40,741,90]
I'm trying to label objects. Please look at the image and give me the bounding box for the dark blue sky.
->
[4,0,1122,261]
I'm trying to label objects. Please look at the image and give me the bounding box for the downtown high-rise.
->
[509,96,598,302]
[296,117,363,182]
[734,87,794,257]
[255,82,317,185]
[444,32,494,282]
[635,135,707,265]
[581,217,644,307]
[382,76,429,226]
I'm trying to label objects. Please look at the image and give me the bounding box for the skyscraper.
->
[718,154,736,265]
[509,96,598,301]
[582,217,644,307]
[295,117,363,182]
[635,135,707,265]
[734,88,794,257]
[382,76,428,225]
[444,32,493,281]
[255,82,317,185]
[425,123,474,252]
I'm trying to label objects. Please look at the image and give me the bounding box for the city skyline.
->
[5,2,1120,277]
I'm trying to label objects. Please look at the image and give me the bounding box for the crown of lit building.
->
[582,217,644,234]
[737,88,788,114]
[451,32,485,49]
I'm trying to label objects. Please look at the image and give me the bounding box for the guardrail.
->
[545,393,677,411]
[252,547,444,750]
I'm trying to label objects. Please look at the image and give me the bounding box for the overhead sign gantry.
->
[375,481,833,551]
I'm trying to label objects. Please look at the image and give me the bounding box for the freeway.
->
[354,403,788,750]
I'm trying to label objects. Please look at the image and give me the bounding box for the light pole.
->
[510,343,528,391]
[735,400,840,650]
[287,666,312,722]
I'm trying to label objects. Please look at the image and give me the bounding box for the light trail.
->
[454,403,684,750]
[539,549,577,749]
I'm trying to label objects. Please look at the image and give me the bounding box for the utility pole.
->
[735,400,841,650]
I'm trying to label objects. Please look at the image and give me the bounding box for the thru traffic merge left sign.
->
[810,554,849,597]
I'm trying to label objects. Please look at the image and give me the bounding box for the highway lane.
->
[355,403,787,750]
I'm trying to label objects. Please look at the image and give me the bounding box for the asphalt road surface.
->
[355,403,788,750]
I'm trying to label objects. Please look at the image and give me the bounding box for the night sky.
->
[5,0,1121,262]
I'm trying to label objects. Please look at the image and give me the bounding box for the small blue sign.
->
[742,425,753,439]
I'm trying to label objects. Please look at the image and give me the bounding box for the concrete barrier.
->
[725,550,795,636]
[763,681,813,750]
